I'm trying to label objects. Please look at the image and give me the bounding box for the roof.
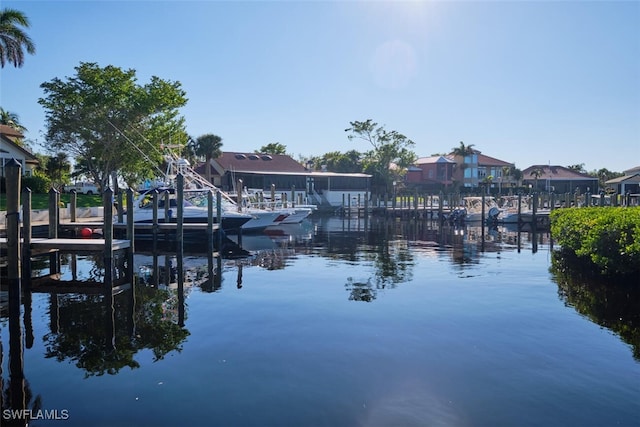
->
[623,166,640,176]
[476,153,513,167]
[213,152,307,174]
[605,173,640,184]
[0,124,23,140]
[0,125,38,162]
[522,165,595,181]
[415,155,456,165]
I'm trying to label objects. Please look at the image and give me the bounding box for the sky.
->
[2,0,639,173]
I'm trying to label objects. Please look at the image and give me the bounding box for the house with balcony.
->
[407,149,515,192]
[405,155,456,191]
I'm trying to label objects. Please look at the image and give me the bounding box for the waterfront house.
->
[521,165,597,194]
[605,166,640,195]
[0,125,39,177]
[196,152,371,209]
[407,150,515,192]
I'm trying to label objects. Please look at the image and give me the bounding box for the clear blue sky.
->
[2,0,639,173]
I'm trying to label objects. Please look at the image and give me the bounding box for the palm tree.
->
[0,8,36,68]
[529,167,545,192]
[195,133,223,184]
[0,107,27,132]
[451,141,476,158]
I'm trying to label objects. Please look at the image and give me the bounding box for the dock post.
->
[291,185,296,208]
[48,187,60,274]
[517,193,523,226]
[126,188,135,251]
[22,188,32,279]
[6,159,22,296]
[271,184,276,207]
[48,187,59,239]
[103,187,114,292]
[208,190,214,253]
[70,189,77,222]
[177,173,184,247]
[531,192,538,232]
[216,190,223,250]
[117,191,124,223]
[237,179,243,211]
[151,189,160,242]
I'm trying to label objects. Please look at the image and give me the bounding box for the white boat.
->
[231,188,317,225]
[136,153,287,231]
[455,196,502,222]
[120,187,254,235]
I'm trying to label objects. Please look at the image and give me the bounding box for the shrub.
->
[550,207,640,276]
[22,173,52,194]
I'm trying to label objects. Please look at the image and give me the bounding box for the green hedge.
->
[550,207,640,276]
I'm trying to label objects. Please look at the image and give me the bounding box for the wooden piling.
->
[177,173,184,246]
[6,159,22,284]
[70,190,77,222]
[22,188,32,278]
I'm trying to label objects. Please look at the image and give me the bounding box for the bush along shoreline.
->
[550,207,640,277]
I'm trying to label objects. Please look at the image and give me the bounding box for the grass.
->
[0,193,104,210]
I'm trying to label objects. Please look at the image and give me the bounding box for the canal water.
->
[1,214,638,426]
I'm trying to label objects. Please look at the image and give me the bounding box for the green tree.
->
[567,163,586,173]
[45,152,72,191]
[0,107,27,133]
[257,142,287,155]
[38,62,188,191]
[345,119,416,193]
[194,133,223,184]
[0,8,35,68]
[316,150,362,173]
[529,167,544,191]
[451,141,476,157]
[589,168,624,191]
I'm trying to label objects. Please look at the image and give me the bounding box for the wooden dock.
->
[0,237,131,254]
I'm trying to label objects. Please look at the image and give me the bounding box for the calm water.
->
[1,214,639,427]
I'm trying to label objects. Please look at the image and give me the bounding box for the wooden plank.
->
[0,237,130,251]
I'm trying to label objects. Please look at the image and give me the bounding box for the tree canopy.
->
[257,142,287,155]
[0,8,35,68]
[38,62,188,190]
[345,119,416,192]
[194,133,223,184]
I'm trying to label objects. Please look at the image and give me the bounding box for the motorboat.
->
[448,196,502,223]
[119,187,253,234]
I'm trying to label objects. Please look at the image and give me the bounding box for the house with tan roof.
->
[0,125,39,177]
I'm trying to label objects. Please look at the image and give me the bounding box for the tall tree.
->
[567,163,586,173]
[451,141,476,157]
[257,142,287,155]
[316,150,362,173]
[44,152,72,191]
[345,119,416,193]
[0,8,36,68]
[529,167,545,191]
[38,62,188,190]
[195,133,223,184]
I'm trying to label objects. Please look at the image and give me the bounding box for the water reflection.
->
[550,252,640,360]
[1,214,637,425]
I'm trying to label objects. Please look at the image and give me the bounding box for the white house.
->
[0,124,39,177]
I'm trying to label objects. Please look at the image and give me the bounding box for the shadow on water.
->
[550,251,640,360]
